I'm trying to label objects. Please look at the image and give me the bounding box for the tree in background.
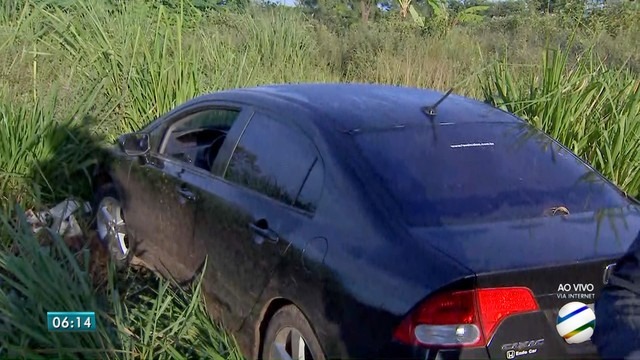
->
[402,0,489,34]
[484,0,527,18]
[157,0,251,11]
[397,0,412,17]
[297,0,384,29]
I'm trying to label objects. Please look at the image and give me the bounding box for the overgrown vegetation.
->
[0,0,638,357]
[0,208,243,359]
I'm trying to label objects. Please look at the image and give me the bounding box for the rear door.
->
[191,109,325,331]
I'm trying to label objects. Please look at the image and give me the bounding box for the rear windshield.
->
[354,122,629,227]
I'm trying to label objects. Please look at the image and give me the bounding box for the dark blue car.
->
[93,83,640,360]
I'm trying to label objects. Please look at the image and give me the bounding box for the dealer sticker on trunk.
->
[502,339,544,359]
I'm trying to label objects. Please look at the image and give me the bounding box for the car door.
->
[191,109,325,331]
[121,106,249,282]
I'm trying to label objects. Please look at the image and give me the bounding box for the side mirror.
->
[118,133,150,157]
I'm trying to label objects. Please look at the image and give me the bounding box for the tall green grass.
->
[0,207,120,358]
[33,0,335,134]
[0,0,639,358]
[36,0,201,133]
[0,83,104,208]
[481,46,640,196]
[0,206,244,359]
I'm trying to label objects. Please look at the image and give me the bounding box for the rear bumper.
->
[374,342,600,360]
[376,343,490,360]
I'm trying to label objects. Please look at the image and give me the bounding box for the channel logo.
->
[556,301,596,344]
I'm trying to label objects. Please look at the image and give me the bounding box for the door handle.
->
[176,185,197,201]
[248,220,279,243]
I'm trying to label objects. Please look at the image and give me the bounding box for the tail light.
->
[393,287,539,348]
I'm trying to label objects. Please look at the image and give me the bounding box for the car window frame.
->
[146,101,253,178]
[220,107,326,216]
[292,155,325,213]
[158,109,238,157]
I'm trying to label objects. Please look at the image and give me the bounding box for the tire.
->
[94,183,133,269]
[261,305,326,360]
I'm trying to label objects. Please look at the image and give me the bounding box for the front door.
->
[115,150,199,283]
[122,106,247,282]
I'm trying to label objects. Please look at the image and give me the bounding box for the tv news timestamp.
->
[47,312,96,332]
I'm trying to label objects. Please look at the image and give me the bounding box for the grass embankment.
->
[0,0,638,358]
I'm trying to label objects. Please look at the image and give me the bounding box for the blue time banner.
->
[47,312,97,332]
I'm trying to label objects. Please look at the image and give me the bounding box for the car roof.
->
[228,83,523,131]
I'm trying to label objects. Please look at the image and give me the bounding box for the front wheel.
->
[261,305,325,360]
[94,184,132,269]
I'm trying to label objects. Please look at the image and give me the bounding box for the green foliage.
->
[408,0,489,35]
[481,45,640,195]
[0,206,244,359]
[298,0,381,31]
[0,209,119,358]
[407,3,424,25]
[35,0,202,134]
[0,84,104,208]
[126,0,252,13]
[454,5,489,24]
[589,0,640,36]
[485,0,527,17]
[1,0,23,23]
[0,0,639,357]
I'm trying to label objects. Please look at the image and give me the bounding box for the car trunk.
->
[410,206,640,359]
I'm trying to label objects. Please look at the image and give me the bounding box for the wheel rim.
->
[270,327,313,360]
[96,197,128,257]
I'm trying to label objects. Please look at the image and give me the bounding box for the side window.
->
[225,113,323,211]
[159,108,240,172]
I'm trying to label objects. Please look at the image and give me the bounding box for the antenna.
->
[423,88,454,117]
